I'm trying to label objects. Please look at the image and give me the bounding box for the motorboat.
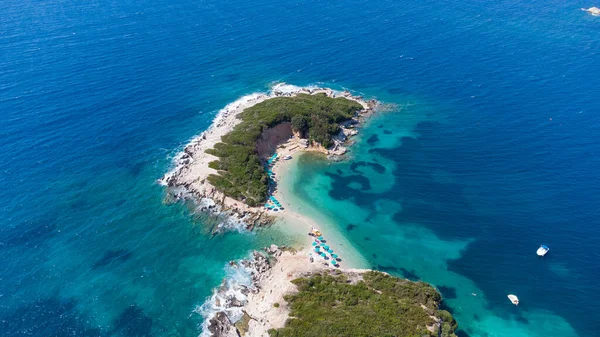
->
[536,245,549,257]
[507,294,519,305]
[284,155,292,160]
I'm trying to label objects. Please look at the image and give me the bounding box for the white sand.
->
[269,153,371,269]
[242,248,371,337]
[242,249,324,336]
[176,85,380,336]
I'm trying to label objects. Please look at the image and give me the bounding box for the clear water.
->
[1,0,599,336]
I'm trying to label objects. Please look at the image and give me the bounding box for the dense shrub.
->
[291,114,309,134]
[269,271,458,337]
[206,94,362,205]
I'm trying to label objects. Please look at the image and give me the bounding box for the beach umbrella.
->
[314,248,320,253]
[317,236,324,240]
[332,254,338,259]
[328,249,334,254]
[312,242,317,246]
[331,260,337,265]
[320,253,326,257]
[264,204,270,208]
[323,245,329,250]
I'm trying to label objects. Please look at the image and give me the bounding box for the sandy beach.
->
[241,248,326,336]
[203,245,372,337]
[270,154,369,268]
[233,157,372,336]
[179,84,377,336]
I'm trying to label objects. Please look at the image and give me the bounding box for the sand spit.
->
[159,83,378,232]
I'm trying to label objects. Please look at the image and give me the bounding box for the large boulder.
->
[207,311,237,337]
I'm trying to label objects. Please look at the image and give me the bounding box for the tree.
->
[291,115,309,134]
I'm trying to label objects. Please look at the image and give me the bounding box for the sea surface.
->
[1,0,599,336]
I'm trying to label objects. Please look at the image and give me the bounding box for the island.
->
[203,245,458,337]
[159,84,377,230]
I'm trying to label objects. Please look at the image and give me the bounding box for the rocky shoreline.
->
[201,245,281,337]
[200,245,450,337]
[158,84,378,232]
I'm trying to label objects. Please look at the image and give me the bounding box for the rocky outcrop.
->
[304,99,378,160]
[207,312,237,337]
[203,246,281,337]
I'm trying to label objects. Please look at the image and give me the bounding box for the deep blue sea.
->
[1,0,599,336]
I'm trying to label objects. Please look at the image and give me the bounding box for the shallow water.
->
[287,100,598,336]
[1,0,599,336]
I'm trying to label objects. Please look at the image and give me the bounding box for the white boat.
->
[507,294,519,305]
[536,245,549,257]
[284,155,292,160]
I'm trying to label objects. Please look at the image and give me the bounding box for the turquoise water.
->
[1,0,599,336]
[287,102,588,336]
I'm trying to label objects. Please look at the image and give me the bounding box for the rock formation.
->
[203,246,279,337]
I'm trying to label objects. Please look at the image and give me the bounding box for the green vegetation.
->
[206,94,362,206]
[234,312,251,336]
[273,302,280,308]
[268,271,458,337]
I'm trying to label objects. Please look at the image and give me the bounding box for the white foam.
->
[194,256,257,337]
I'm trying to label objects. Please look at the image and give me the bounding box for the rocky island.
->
[202,245,458,337]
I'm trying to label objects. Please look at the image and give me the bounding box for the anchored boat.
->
[507,294,519,305]
[536,245,549,257]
